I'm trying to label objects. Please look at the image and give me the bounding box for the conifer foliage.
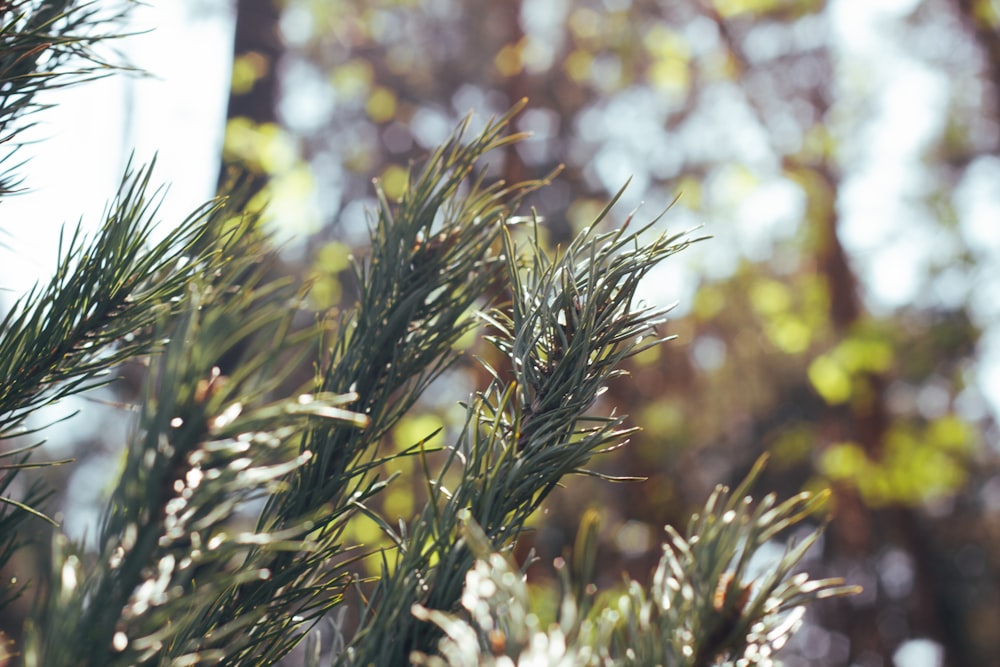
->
[0,3,855,665]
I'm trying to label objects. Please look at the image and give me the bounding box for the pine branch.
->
[23,216,369,667]
[298,104,540,510]
[154,106,554,667]
[0,0,163,615]
[0,461,48,607]
[1,161,238,438]
[0,0,137,193]
[410,459,859,667]
[0,160,275,533]
[611,455,860,666]
[341,194,700,666]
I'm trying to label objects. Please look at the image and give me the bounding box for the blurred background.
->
[4,0,1000,665]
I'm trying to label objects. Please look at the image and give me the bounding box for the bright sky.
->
[1,0,233,295]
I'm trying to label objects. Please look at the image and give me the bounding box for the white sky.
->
[0,0,233,295]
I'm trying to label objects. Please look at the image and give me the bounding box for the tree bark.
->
[218,0,283,193]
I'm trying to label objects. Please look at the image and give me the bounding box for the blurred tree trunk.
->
[214,0,285,377]
[706,6,968,662]
[941,5,1000,664]
[498,0,527,193]
[954,0,1000,93]
[792,89,970,667]
[218,0,283,193]
[803,105,972,667]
